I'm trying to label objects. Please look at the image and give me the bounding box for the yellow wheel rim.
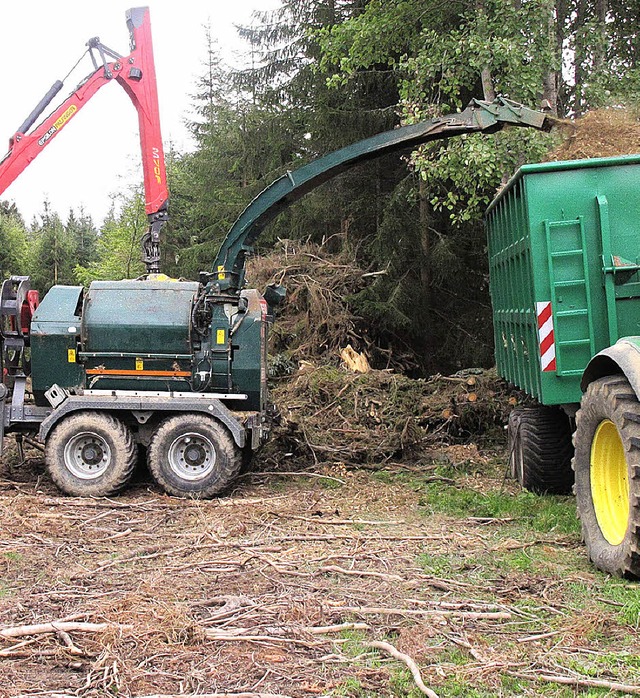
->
[590,420,630,546]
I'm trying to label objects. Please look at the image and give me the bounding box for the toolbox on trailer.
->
[486,154,640,406]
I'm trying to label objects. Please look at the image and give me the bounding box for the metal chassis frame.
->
[37,395,252,448]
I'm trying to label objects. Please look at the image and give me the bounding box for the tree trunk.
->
[574,0,587,115]
[477,1,495,101]
[327,0,336,25]
[540,1,558,116]
[593,0,608,76]
[419,177,431,307]
[554,0,568,115]
[481,67,496,102]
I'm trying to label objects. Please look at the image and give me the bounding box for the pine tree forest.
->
[1,0,639,374]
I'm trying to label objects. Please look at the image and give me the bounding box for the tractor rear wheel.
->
[147,414,242,498]
[573,375,640,577]
[508,405,574,494]
[45,412,137,497]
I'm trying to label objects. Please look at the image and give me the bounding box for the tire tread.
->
[572,375,640,578]
[45,412,137,497]
[147,414,242,498]
[510,406,574,494]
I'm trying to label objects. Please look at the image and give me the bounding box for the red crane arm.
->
[0,7,168,274]
[120,7,168,218]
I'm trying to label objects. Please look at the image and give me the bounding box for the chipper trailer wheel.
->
[45,412,137,497]
[508,405,574,494]
[147,413,242,498]
[573,375,640,577]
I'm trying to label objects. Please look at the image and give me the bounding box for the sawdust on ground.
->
[0,449,637,697]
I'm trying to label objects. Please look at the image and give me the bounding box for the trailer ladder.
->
[544,217,596,376]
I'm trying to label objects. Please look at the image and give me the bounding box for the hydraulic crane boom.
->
[212,97,555,294]
[0,7,168,274]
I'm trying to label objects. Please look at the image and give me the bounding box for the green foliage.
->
[598,580,640,628]
[413,129,554,224]
[0,204,28,278]
[401,1,556,108]
[65,207,98,269]
[26,203,77,293]
[331,677,367,696]
[75,192,146,285]
[1,200,99,292]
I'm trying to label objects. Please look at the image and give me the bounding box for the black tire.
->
[147,413,242,498]
[573,375,640,578]
[508,405,574,494]
[45,411,137,497]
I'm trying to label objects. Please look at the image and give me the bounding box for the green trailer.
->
[487,154,640,577]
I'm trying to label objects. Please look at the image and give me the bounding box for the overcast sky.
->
[0,0,279,225]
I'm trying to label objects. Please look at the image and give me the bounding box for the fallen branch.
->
[442,632,485,662]
[306,622,370,635]
[204,631,321,648]
[56,629,85,656]
[366,640,439,698]
[1,649,62,658]
[333,606,511,620]
[319,565,404,582]
[270,534,438,543]
[507,671,640,695]
[275,514,403,526]
[241,471,345,484]
[0,621,131,640]
[0,638,37,657]
[516,630,562,643]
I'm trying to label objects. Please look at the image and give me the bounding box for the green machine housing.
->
[30,279,268,413]
[486,154,640,406]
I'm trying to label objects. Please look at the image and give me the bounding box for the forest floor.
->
[1,435,639,698]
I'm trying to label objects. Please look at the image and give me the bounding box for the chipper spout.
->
[211,97,556,295]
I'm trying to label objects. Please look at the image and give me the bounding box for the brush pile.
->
[247,232,514,471]
[260,365,513,469]
[247,239,371,370]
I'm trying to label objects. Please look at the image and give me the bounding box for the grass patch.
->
[566,578,640,628]
[319,477,345,490]
[338,628,369,658]
[331,677,365,696]
[388,667,426,697]
[598,580,640,628]
[3,551,23,563]
[434,678,499,697]
[494,548,538,572]
[500,674,579,697]
[417,483,579,536]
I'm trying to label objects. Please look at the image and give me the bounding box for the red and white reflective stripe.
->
[259,297,268,321]
[536,301,556,372]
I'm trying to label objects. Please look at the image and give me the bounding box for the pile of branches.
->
[262,365,513,468]
[247,239,417,373]
[247,240,367,366]
[246,240,517,469]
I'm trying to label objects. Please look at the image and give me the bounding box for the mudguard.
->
[581,338,640,398]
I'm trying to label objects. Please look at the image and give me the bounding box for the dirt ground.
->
[1,440,639,698]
